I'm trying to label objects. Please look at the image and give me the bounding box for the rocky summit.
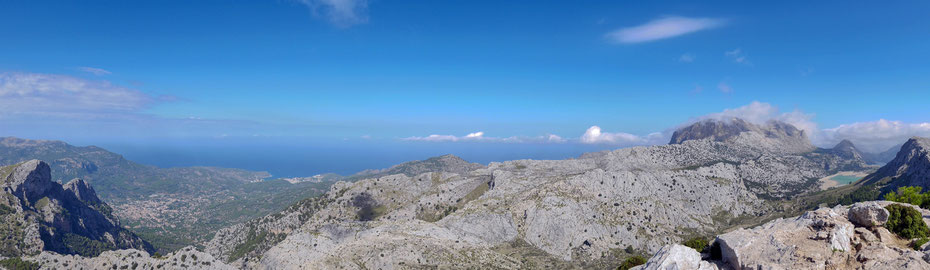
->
[669,118,813,154]
[0,160,151,257]
[637,201,930,269]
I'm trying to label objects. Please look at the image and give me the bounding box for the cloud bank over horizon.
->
[402,101,930,153]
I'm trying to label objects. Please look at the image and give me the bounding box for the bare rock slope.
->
[204,119,873,269]
[862,137,930,192]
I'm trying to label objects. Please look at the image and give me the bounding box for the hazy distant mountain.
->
[201,118,874,268]
[862,143,905,165]
[861,137,930,192]
[0,137,270,200]
[346,154,485,180]
[0,137,332,253]
[0,160,151,257]
[829,139,863,160]
[669,118,814,154]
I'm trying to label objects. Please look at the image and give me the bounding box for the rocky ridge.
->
[861,137,930,192]
[0,160,151,257]
[201,119,874,269]
[0,136,330,252]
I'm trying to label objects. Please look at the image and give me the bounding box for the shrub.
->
[0,257,40,270]
[885,186,928,207]
[885,204,930,239]
[683,237,709,251]
[617,255,647,270]
[913,237,929,250]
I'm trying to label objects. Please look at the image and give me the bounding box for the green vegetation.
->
[913,237,929,250]
[0,163,22,183]
[885,204,930,239]
[617,255,647,270]
[0,204,14,215]
[227,229,285,262]
[683,237,709,251]
[0,215,28,257]
[62,233,116,257]
[885,186,930,209]
[0,257,39,270]
[33,197,50,209]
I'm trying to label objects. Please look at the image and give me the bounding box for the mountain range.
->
[2,118,929,269]
[0,137,332,253]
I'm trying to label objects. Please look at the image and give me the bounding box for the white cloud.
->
[679,53,695,63]
[297,0,368,27]
[822,119,930,152]
[77,67,111,76]
[403,132,569,144]
[725,48,750,65]
[0,72,158,119]
[687,101,930,152]
[605,16,725,44]
[717,82,733,93]
[579,126,666,146]
[547,134,566,143]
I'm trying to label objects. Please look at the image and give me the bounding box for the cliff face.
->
[0,160,152,257]
[861,137,930,191]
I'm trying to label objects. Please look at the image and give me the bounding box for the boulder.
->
[638,244,717,270]
[848,202,890,227]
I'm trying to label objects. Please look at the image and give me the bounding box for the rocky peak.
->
[670,118,808,144]
[0,160,152,257]
[64,178,102,205]
[831,139,864,160]
[3,160,54,203]
[834,139,857,151]
[861,136,930,191]
[669,118,754,144]
[348,154,485,180]
[669,118,813,154]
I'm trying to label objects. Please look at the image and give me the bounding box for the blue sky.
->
[2,0,930,175]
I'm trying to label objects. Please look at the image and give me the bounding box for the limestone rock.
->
[63,178,102,205]
[0,160,152,257]
[27,246,234,270]
[638,244,718,270]
[202,120,875,269]
[848,202,890,227]
[861,137,930,191]
[662,202,930,270]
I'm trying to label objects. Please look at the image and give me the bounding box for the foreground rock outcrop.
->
[640,201,930,270]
